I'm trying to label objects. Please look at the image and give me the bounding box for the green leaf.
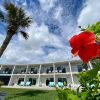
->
[80,91,88,100]
[67,94,80,100]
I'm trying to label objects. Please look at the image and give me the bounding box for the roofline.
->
[0,59,82,66]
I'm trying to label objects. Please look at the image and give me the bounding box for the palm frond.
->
[20,31,29,40]
[18,8,32,28]
[4,2,32,30]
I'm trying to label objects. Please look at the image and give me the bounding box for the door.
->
[33,78,36,85]
[46,79,50,86]
[29,78,36,85]
[18,78,24,84]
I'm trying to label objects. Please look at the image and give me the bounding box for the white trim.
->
[53,63,56,85]
[8,65,16,86]
[38,64,41,86]
[88,61,93,69]
[69,62,74,88]
[24,65,29,83]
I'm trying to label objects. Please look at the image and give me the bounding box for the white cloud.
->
[78,0,100,28]
[53,6,63,22]
[19,23,64,49]
[0,22,70,64]
[39,0,56,12]
[0,0,78,64]
[43,46,71,63]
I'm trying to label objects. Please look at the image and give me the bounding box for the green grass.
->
[0,88,57,100]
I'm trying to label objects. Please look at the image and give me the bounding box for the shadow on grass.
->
[6,90,48,100]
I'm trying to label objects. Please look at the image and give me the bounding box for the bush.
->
[64,81,67,86]
[0,81,4,86]
[56,88,80,100]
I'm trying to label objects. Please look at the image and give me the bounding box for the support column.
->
[69,61,74,89]
[0,65,2,70]
[24,65,29,83]
[38,64,41,86]
[88,61,93,69]
[53,63,56,85]
[8,65,16,86]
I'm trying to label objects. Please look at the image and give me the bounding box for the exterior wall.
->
[0,60,92,88]
[73,74,80,84]
[9,75,25,86]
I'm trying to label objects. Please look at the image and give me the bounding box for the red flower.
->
[78,43,100,63]
[69,31,100,63]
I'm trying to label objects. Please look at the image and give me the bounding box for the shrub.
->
[0,80,4,86]
[64,81,67,86]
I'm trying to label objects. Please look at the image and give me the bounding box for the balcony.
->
[71,63,89,73]
[71,61,82,72]
[40,64,54,74]
[46,67,54,74]
[55,67,66,73]
[13,65,27,74]
[0,65,14,74]
[55,63,70,73]
[27,65,39,74]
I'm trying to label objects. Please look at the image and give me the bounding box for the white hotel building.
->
[0,60,92,89]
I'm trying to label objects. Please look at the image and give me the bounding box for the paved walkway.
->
[2,86,56,90]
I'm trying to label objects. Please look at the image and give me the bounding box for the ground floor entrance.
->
[46,78,54,86]
[0,76,11,85]
[18,78,24,85]
[29,78,36,85]
[58,78,67,82]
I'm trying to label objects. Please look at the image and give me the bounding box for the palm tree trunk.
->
[0,33,13,58]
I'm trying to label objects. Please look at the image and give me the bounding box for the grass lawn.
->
[0,88,57,100]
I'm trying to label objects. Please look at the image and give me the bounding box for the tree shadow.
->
[6,90,48,100]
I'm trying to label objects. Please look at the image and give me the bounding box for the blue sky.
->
[0,0,100,64]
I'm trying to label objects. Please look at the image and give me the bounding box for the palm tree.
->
[0,2,32,57]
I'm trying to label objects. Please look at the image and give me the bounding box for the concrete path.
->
[1,86,56,90]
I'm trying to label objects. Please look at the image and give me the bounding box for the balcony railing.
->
[13,68,26,74]
[0,68,12,74]
[27,69,38,74]
[55,67,66,73]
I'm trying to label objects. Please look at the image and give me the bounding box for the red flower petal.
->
[69,35,80,50]
[69,31,100,63]
[78,31,96,45]
[69,31,95,49]
[78,43,100,63]
[71,48,79,56]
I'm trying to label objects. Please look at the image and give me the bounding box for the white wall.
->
[9,75,25,86]
[73,74,80,84]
